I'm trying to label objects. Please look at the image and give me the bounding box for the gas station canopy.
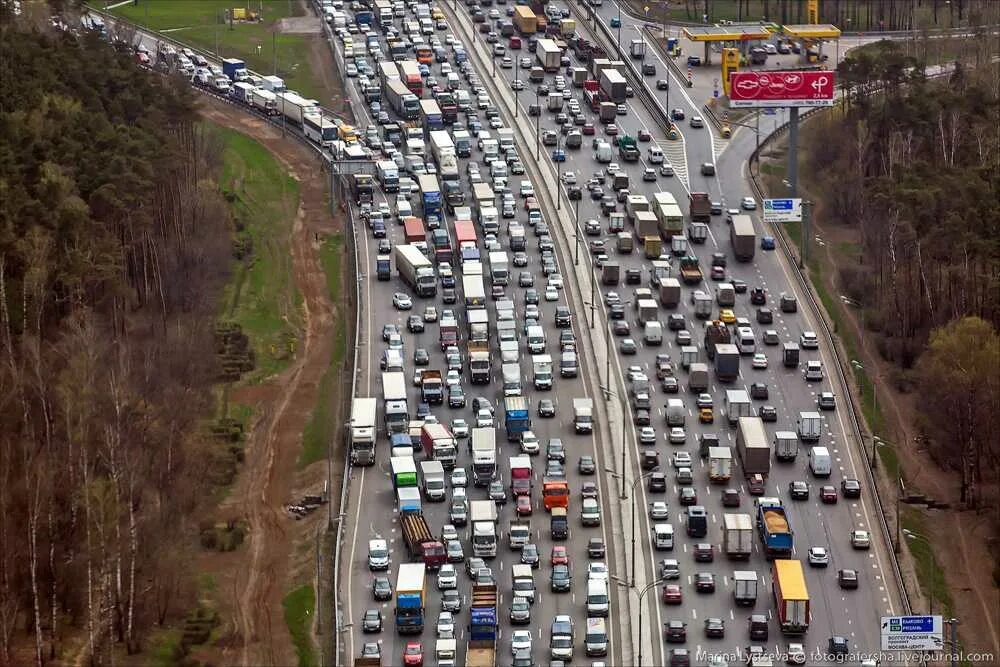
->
[682,23,774,42]
[780,24,842,39]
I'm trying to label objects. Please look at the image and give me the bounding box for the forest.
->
[805,40,999,506]
[0,21,233,666]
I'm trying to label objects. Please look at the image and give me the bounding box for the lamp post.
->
[555,135,562,211]
[599,387,628,502]
[902,529,941,615]
[851,359,878,468]
[610,575,665,667]
[607,469,659,586]
[514,56,519,118]
[534,91,540,160]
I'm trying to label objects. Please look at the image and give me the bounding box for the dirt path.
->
[812,215,1000,655]
[198,98,340,667]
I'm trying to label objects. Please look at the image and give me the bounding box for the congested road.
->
[330,0,906,664]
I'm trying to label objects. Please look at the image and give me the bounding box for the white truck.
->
[350,397,378,466]
[798,411,822,442]
[724,389,753,425]
[733,570,759,606]
[502,362,522,397]
[251,87,278,115]
[708,446,733,482]
[666,398,686,426]
[488,250,509,286]
[723,513,754,559]
[377,159,399,192]
[469,499,499,557]
[532,354,553,390]
[395,244,437,297]
[574,398,594,434]
[471,428,497,487]
[774,430,799,461]
[419,460,446,501]
[382,371,409,433]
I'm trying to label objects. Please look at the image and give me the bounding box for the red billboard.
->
[728,70,835,108]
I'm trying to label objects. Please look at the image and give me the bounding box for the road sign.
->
[762,198,802,223]
[880,616,944,651]
[728,71,835,108]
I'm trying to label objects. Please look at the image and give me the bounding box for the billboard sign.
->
[729,71,835,108]
[762,198,802,223]
[880,615,944,651]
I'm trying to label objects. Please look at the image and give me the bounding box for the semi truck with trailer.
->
[350,398,377,466]
[471,429,497,486]
[382,371,409,433]
[394,245,437,297]
[773,559,811,634]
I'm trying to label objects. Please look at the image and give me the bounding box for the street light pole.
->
[612,576,665,667]
[556,136,562,210]
[609,470,658,586]
[535,91,540,160]
[574,198,581,266]
[903,529,940,615]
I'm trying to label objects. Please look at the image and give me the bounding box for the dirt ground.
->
[192,97,343,667]
[760,146,999,657]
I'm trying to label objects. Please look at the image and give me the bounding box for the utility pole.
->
[272,32,277,75]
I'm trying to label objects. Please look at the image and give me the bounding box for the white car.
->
[786,643,807,665]
[649,501,670,519]
[639,427,656,444]
[441,524,459,542]
[544,285,559,301]
[740,196,757,210]
[561,171,577,184]
[519,180,534,198]
[800,331,819,349]
[510,630,533,656]
[668,427,687,444]
[437,564,458,590]
[672,451,692,467]
[423,305,438,322]
[807,546,829,567]
[587,562,609,581]
[393,292,413,310]
[850,529,871,549]
[451,418,470,438]
[445,369,461,386]
[548,273,564,290]
[520,430,540,454]
[752,353,768,369]
[436,611,455,638]
[450,468,468,487]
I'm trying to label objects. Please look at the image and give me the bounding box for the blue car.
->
[552,149,566,162]
[610,16,621,28]
[761,235,776,250]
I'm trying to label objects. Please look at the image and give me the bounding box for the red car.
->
[516,495,533,516]
[551,545,569,566]
[662,584,683,604]
[509,36,522,49]
[403,641,423,667]
[582,123,596,136]
[820,485,838,504]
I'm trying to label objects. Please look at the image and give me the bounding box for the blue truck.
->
[756,497,793,559]
[395,563,426,634]
[355,10,374,27]
[222,58,249,81]
[417,174,442,225]
[467,582,497,667]
[504,397,531,442]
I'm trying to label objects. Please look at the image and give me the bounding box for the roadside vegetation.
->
[107,0,329,100]
[0,24,234,664]
[283,584,319,667]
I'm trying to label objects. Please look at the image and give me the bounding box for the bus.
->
[378,60,400,82]
[399,60,423,97]
[414,44,433,64]
[303,113,338,147]
[419,99,443,131]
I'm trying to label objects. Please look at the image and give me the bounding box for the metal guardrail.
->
[746,115,912,617]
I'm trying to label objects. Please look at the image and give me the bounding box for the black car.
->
[362,609,383,633]
[841,478,862,498]
[568,186,582,200]
[414,348,430,366]
[448,384,466,408]
[756,307,773,324]
[711,252,727,267]
[758,405,778,422]
[703,617,725,638]
[633,408,651,425]
[609,304,625,319]
[670,108,685,120]
[372,576,392,601]
[789,480,810,500]
[578,455,596,474]
[750,382,769,400]
[661,376,679,393]
[625,268,642,284]
[555,306,572,327]
[641,62,656,75]
[837,568,859,589]
[612,320,631,336]
[695,572,716,592]
[547,438,566,462]
[656,79,670,90]
[732,278,747,293]
[550,564,572,591]
[693,543,714,562]
[750,287,767,305]
[538,399,556,418]
[748,614,769,641]
[588,537,606,558]
[667,313,686,330]
[829,636,849,655]
[669,647,691,667]
[648,472,667,493]
[664,619,687,643]
[721,488,740,507]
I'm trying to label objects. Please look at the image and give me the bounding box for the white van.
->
[648,145,664,163]
[585,618,609,657]
[643,321,663,346]
[653,523,674,550]
[594,141,613,163]
[586,579,609,617]
[736,327,756,355]
[809,446,832,477]
[446,72,461,90]
[526,325,546,354]
[396,200,413,220]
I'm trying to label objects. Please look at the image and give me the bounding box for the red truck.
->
[400,513,446,569]
[403,216,426,244]
[583,80,602,111]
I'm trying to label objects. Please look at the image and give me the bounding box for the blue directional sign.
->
[762,198,802,224]
[881,615,944,651]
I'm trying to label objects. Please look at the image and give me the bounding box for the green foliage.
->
[215,125,302,381]
[901,510,954,615]
[283,585,318,667]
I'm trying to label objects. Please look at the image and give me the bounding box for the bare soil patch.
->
[188,97,341,667]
